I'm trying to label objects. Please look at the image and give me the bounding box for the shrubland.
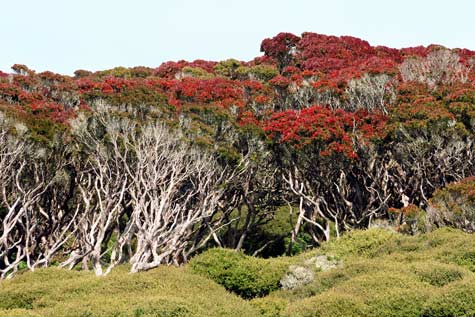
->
[1,228,475,316]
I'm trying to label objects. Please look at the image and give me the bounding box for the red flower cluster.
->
[0,31,475,148]
[263,105,387,158]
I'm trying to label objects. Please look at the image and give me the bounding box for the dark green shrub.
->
[0,290,42,309]
[454,251,475,272]
[189,248,289,298]
[244,205,312,257]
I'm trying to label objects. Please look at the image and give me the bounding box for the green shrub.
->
[423,277,475,316]
[2,229,475,317]
[411,261,466,286]
[365,287,431,317]
[181,66,214,79]
[320,228,397,258]
[0,309,40,317]
[286,292,366,317]
[453,251,475,272]
[251,297,288,317]
[0,266,260,317]
[424,228,475,271]
[189,248,289,298]
[326,271,431,317]
[214,59,241,78]
[244,205,311,257]
[0,290,43,310]
[236,65,279,81]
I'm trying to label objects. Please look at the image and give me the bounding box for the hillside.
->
[1,31,475,314]
[1,228,475,316]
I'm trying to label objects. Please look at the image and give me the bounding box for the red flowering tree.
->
[261,32,300,71]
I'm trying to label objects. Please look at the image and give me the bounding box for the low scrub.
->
[189,248,291,298]
[1,228,475,316]
[0,266,259,317]
[265,228,475,316]
[423,277,475,316]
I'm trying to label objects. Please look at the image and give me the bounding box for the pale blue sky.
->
[1,0,474,75]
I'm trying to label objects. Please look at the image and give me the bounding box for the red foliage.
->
[27,101,73,124]
[154,60,217,79]
[285,32,403,88]
[297,33,375,71]
[11,64,34,76]
[399,46,429,58]
[172,77,244,107]
[238,110,260,127]
[2,31,475,148]
[154,61,188,78]
[261,32,300,58]
[260,32,300,70]
[263,105,387,158]
[269,75,291,88]
[0,82,21,101]
[38,71,68,84]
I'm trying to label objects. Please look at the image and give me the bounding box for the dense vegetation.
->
[1,30,475,295]
[1,228,475,316]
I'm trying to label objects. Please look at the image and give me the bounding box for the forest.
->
[1,32,475,316]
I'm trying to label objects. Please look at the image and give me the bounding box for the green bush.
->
[0,266,260,317]
[0,309,40,317]
[365,287,431,317]
[181,66,214,79]
[0,290,43,310]
[273,229,475,316]
[286,292,366,317]
[2,228,475,317]
[236,65,279,81]
[423,277,475,316]
[300,271,431,317]
[424,228,475,271]
[250,297,288,317]
[189,248,290,298]
[453,251,475,272]
[243,205,312,257]
[320,228,397,258]
[214,59,241,78]
[411,261,466,286]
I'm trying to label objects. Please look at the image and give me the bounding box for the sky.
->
[1,0,475,75]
